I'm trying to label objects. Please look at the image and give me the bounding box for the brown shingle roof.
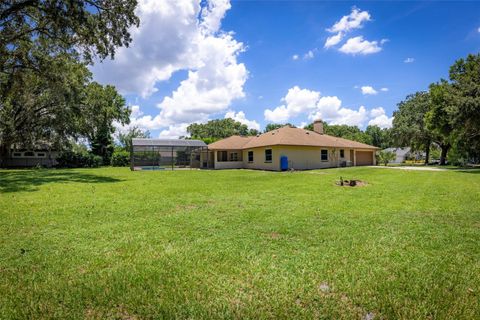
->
[208,135,254,150]
[209,126,378,150]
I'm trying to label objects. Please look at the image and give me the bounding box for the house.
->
[2,145,59,168]
[208,120,378,171]
[383,147,425,164]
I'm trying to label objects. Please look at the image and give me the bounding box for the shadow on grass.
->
[0,169,123,193]
[453,169,480,174]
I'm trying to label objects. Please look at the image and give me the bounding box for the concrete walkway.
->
[369,166,447,171]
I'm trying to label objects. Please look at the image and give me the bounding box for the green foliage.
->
[1,167,479,318]
[377,150,396,166]
[111,150,130,167]
[448,53,480,162]
[0,0,139,69]
[365,125,392,148]
[81,82,130,165]
[56,151,102,168]
[187,118,257,140]
[391,92,433,163]
[303,122,391,146]
[117,126,150,152]
[0,0,138,165]
[264,123,295,132]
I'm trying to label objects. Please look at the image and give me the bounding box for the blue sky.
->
[91,0,480,137]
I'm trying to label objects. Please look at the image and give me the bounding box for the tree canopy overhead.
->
[1,0,139,66]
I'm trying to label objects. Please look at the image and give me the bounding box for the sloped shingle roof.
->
[208,136,254,150]
[209,126,378,150]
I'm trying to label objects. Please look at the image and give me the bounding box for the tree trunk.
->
[440,144,450,166]
[0,141,11,168]
[424,142,431,165]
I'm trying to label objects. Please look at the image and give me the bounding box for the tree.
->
[365,125,391,149]
[264,123,295,132]
[304,121,374,145]
[1,0,139,71]
[187,118,256,141]
[448,53,480,162]
[0,0,139,164]
[427,81,455,165]
[391,92,433,164]
[0,56,91,164]
[80,82,130,165]
[117,126,150,152]
[377,150,396,166]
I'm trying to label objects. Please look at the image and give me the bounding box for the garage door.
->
[356,151,373,166]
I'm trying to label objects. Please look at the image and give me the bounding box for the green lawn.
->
[1,167,479,319]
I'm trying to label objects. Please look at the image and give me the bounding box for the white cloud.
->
[368,107,393,128]
[309,98,368,127]
[327,7,371,33]
[303,50,315,60]
[264,86,390,128]
[339,36,383,55]
[292,54,299,60]
[264,86,320,122]
[404,57,415,63]
[380,87,389,92]
[361,86,378,95]
[324,7,371,49]
[477,27,480,33]
[324,32,344,48]
[159,123,189,138]
[92,0,247,134]
[225,110,260,130]
[130,105,143,118]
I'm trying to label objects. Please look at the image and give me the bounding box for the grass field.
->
[1,167,479,319]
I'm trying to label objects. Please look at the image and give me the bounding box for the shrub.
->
[111,150,130,167]
[377,150,396,166]
[56,151,103,168]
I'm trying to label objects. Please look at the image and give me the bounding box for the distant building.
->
[3,145,59,168]
[383,147,425,164]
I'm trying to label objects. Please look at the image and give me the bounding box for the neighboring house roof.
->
[383,147,411,156]
[209,126,378,150]
[132,138,207,147]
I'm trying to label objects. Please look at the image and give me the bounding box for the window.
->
[229,152,238,161]
[321,149,328,161]
[265,149,272,162]
[24,151,35,157]
[340,149,345,158]
[248,151,253,162]
[217,151,227,162]
[37,153,46,157]
[12,152,22,157]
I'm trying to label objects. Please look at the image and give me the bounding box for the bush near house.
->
[377,150,396,166]
[56,151,103,168]
[111,150,130,167]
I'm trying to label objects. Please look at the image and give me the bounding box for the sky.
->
[90,0,480,138]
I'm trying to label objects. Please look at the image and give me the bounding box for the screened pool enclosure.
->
[131,139,212,170]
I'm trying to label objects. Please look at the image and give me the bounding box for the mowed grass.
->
[0,167,479,319]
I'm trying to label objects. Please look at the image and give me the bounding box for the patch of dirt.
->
[335,179,367,187]
[269,232,281,239]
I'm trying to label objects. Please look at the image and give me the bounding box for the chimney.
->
[313,119,324,134]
